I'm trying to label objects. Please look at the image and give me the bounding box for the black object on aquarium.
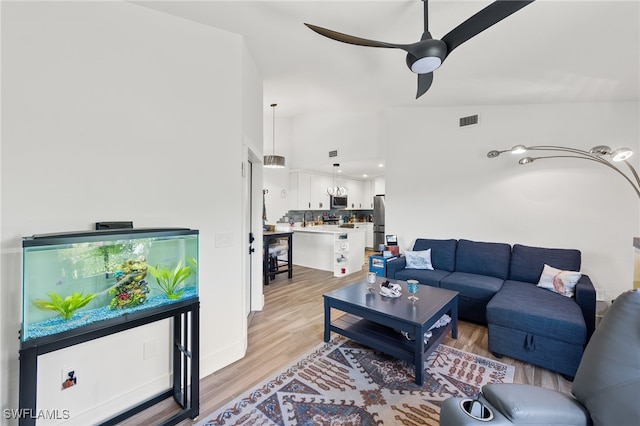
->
[95,221,133,230]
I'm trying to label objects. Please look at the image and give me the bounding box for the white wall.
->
[241,43,266,314]
[1,2,260,424]
[290,110,385,173]
[386,102,639,301]
[263,115,292,223]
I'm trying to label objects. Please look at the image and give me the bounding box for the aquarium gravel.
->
[24,287,198,341]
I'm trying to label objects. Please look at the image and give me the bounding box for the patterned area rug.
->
[198,336,514,425]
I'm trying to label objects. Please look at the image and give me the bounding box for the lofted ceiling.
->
[135,0,640,178]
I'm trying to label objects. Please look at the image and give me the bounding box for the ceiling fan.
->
[305,0,535,99]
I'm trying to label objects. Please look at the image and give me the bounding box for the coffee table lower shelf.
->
[329,313,452,384]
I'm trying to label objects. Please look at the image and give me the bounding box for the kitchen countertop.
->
[293,225,366,233]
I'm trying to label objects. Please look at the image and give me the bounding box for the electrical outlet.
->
[61,368,77,390]
[595,288,606,301]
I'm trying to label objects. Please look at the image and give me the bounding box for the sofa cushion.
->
[537,264,582,297]
[440,272,504,301]
[412,238,457,272]
[455,239,511,280]
[487,281,586,346]
[394,268,451,288]
[510,244,581,283]
[404,249,433,270]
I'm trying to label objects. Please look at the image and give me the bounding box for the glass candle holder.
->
[366,272,377,291]
[406,280,419,301]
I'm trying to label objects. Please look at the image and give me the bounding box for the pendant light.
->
[264,103,285,168]
[327,163,347,196]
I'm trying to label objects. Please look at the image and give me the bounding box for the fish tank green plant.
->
[32,291,96,321]
[147,260,193,300]
[21,228,198,345]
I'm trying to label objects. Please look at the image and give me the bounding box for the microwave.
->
[331,196,348,209]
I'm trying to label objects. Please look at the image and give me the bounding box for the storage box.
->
[385,245,400,256]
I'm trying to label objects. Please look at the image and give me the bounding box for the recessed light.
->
[337,169,342,173]
[363,174,368,178]
[378,163,384,167]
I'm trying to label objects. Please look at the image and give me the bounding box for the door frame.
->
[243,146,265,314]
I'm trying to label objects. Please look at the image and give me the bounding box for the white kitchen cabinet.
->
[290,172,376,211]
[356,222,374,248]
[311,173,331,210]
[362,180,374,209]
[374,178,385,196]
[353,179,364,209]
[343,178,364,209]
[289,171,312,210]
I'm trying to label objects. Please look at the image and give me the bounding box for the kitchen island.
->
[293,225,365,277]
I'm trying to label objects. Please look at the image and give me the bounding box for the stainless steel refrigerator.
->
[373,195,385,249]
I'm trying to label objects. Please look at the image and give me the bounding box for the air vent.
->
[459,114,479,127]
[328,150,338,158]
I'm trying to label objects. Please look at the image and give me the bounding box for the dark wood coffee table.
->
[323,278,458,385]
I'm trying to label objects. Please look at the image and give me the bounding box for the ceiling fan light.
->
[406,38,447,74]
[410,56,442,74]
[611,147,633,162]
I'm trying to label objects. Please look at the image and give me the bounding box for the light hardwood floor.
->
[120,259,572,425]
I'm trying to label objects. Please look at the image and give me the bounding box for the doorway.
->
[244,148,264,317]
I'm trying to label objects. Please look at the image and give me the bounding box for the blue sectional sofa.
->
[386,238,596,378]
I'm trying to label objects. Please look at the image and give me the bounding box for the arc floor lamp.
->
[487,144,640,199]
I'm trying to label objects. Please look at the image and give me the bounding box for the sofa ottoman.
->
[486,243,595,378]
[487,281,587,378]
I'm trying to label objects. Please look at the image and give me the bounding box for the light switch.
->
[215,232,233,247]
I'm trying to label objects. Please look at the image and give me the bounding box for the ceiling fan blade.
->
[304,23,408,50]
[416,72,433,99]
[441,0,535,56]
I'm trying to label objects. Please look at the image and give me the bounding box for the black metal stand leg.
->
[190,304,200,419]
[18,347,38,426]
[173,313,182,405]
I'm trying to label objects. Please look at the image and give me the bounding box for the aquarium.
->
[21,228,199,345]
